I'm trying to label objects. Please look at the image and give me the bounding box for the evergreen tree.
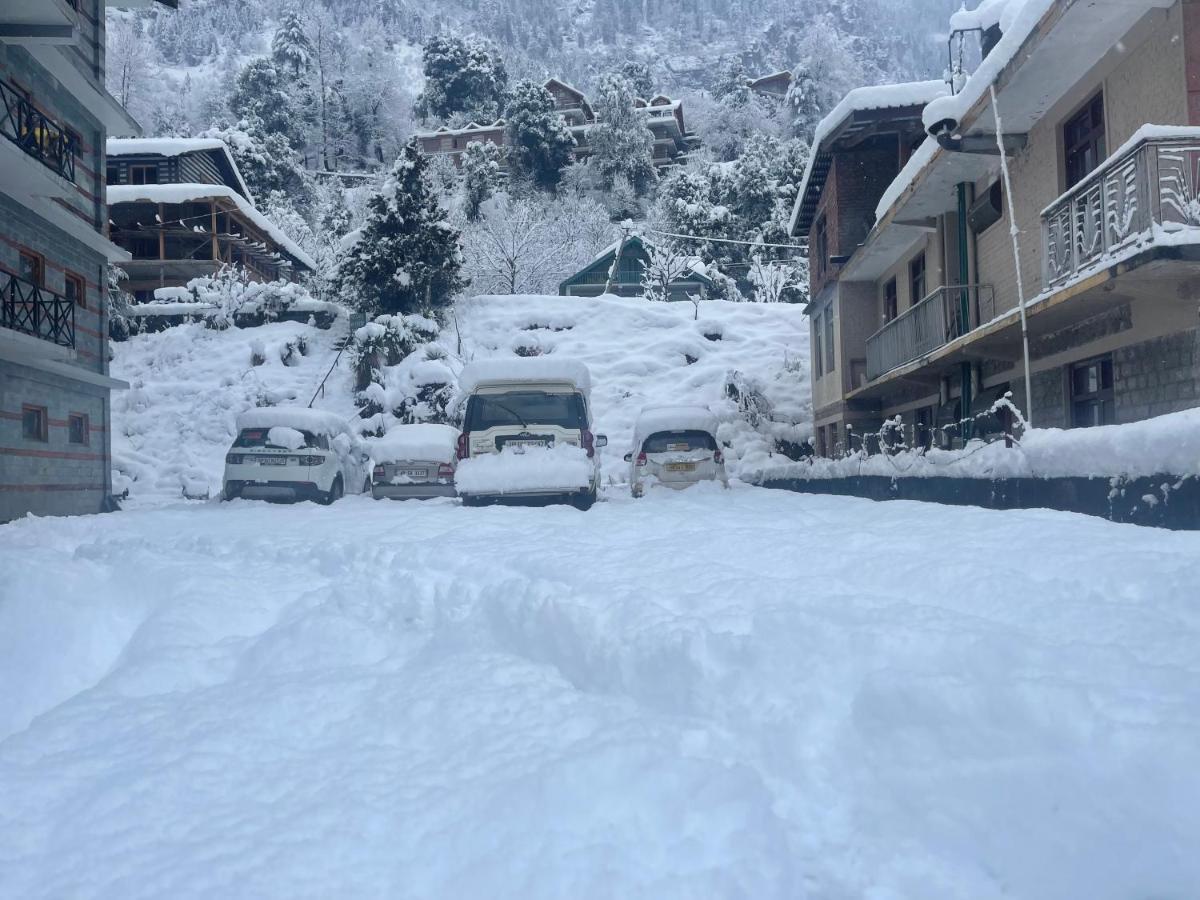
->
[272,8,312,77]
[588,73,655,196]
[229,59,302,148]
[786,64,824,139]
[714,57,752,107]
[413,36,508,122]
[336,141,466,316]
[504,80,574,191]
[619,60,654,99]
[460,141,506,220]
[201,119,315,211]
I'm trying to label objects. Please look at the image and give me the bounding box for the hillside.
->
[109,295,810,504]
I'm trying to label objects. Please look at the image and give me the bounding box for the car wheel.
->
[320,476,343,505]
[572,489,596,511]
[362,477,372,494]
[222,484,237,502]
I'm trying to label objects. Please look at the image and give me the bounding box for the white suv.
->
[454,359,606,509]
[222,408,372,504]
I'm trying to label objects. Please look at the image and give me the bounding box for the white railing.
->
[1043,131,1200,289]
[866,284,995,381]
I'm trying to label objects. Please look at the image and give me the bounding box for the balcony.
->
[866,284,995,381]
[1043,129,1200,290]
[1,271,75,350]
[0,78,78,184]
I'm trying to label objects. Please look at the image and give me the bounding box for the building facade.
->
[559,235,715,300]
[106,138,315,301]
[1,0,176,523]
[793,0,1200,456]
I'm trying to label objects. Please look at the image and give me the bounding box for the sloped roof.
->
[106,137,255,204]
[560,235,715,291]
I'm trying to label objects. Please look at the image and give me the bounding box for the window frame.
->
[1063,91,1106,190]
[1069,354,1115,428]
[68,412,90,446]
[814,215,828,277]
[19,248,45,287]
[129,164,159,185]
[883,278,898,323]
[22,404,48,442]
[812,310,823,377]
[64,271,85,308]
[824,305,835,372]
[909,252,926,307]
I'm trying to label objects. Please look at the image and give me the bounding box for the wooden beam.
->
[211,201,219,262]
[158,203,165,260]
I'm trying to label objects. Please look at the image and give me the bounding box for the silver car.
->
[626,406,728,497]
[369,424,460,500]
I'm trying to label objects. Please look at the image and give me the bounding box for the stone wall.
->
[1115,327,1200,422]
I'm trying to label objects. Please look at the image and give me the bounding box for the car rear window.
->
[233,428,326,450]
[642,430,717,453]
[465,391,586,431]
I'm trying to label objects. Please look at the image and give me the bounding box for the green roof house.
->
[558,235,715,300]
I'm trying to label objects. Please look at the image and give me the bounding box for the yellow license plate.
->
[666,462,696,472]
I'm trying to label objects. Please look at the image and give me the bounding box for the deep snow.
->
[2,489,1199,899]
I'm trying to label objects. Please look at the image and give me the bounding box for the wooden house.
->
[559,236,715,300]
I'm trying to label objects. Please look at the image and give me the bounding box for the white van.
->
[222,407,371,504]
[455,359,606,509]
[627,405,727,497]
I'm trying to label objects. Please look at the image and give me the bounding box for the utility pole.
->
[604,223,632,296]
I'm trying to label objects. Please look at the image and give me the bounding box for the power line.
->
[643,226,809,252]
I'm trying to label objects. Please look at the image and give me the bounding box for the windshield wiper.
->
[489,401,528,429]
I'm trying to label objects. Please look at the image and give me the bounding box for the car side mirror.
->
[596,434,608,448]
[623,452,632,462]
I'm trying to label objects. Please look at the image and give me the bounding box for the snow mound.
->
[459,357,593,395]
[367,424,459,463]
[633,405,720,445]
[238,407,349,436]
[265,426,305,450]
[455,444,593,495]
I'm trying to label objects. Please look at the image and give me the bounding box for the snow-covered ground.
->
[2,489,1199,898]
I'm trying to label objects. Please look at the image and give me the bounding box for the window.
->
[884,278,898,323]
[824,307,835,372]
[19,250,44,286]
[909,253,926,306]
[641,430,717,454]
[814,215,828,276]
[1064,93,1106,189]
[65,273,85,307]
[129,164,158,185]
[22,405,48,442]
[464,391,587,431]
[1070,355,1115,427]
[106,164,121,184]
[812,311,823,377]
[65,128,82,158]
[68,413,89,445]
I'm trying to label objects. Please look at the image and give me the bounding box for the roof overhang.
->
[27,45,140,134]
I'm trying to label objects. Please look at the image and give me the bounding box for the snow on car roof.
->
[235,407,349,436]
[634,405,719,444]
[458,358,592,395]
[367,424,460,463]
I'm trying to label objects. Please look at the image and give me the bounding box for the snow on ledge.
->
[874,136,940,222]
[756,408,1200,482]
[367,424,460,464]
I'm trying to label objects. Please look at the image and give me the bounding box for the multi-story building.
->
[416,78,697,170]
[1,0,176,522]
[106,137,315,301]
[793,0,1200,456]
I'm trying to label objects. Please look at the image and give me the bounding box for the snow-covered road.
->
[2,488,1199,899]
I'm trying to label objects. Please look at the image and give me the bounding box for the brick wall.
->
[1114,327,1200,422]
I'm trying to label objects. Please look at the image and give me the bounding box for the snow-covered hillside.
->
[109,296,810,505]
[3,490,1199,897]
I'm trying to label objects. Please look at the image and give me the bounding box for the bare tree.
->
[640,238,693,303]
[747,255,800,303]
[461,195,565,295]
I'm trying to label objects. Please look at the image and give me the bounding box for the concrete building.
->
[1,0,177,522]
[106,137,315,301]
[791,0,1200,456]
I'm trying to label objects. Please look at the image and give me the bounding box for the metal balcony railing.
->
[866,284,994,381]
[0,78,78,184]
[1043,131,1200,289]
[1,271,75,349]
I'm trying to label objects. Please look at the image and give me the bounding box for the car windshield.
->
[233,427,324,450]
[465,391,586,430]
[642,430,717,454]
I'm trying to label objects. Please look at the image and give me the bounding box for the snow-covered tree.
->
[336,140,466,316]
[200,120,315,210]
[587,73,655,196]
[272,8,312,77]
[504,80,575,191]
[640,239,692,303]
[460,194,564,295]
[748,256,801,303]
[620,60,654,99]
[414,36,508,123]
[714,57,752,107]
[229,59,302,148]
[460,141,506,220]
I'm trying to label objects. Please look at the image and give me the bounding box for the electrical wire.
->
[642,226,808,252]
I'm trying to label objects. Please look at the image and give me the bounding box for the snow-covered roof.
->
[106,183,317,271]
[235,407,350,436]
[788,80,947,236]
[568,235,711,287]
[367,424,460,463]
[106,137,254,204]
[459,358,592,395]
[416,120,506,139]
[634,405,719,444]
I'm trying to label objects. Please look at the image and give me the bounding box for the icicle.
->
[990,83,1033,427]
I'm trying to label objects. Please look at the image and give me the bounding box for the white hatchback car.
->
[455,358,606,509]
[222,408,372,504]
[627,406,728,497]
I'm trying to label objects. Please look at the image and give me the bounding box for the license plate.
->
[258,456,288,466]
[666,462,696,472]
[400,468,428,477]
[507,440,547,449]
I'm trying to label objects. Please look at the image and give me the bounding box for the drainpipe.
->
[956,183,972,442]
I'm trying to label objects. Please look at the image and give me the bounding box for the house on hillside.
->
[749,71,793,102]
[791,0,1200,457]
[1,0,178,522]
[416,79,698,170]
[559,236,715,300]
[106,138,315,302]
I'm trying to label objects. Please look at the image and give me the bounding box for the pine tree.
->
[272,8,312,77]
[504,80,575,191]
[201,120,315,210]
[229,59,302,148]
[413,36,508,123]
[460,141,506,220]
[714,57,752,107]
[619,60,654,99]
[588,73,655,196]
[336,141,466,316]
